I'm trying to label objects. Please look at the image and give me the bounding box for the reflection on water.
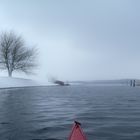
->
[0,86,140,140]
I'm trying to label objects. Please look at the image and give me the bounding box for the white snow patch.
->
[0,77,54,88]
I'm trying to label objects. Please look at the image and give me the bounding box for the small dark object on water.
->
[130,80,136,87]
[54,80,70,86]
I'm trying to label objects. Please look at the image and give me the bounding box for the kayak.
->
[68,121,87,140]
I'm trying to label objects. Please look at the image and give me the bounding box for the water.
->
[0,85,140,140]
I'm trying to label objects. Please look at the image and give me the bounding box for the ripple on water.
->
[0,86,140,140]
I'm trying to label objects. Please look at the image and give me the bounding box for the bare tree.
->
[0,31,37,77]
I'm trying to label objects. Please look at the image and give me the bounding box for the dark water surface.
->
[0,85,140,140]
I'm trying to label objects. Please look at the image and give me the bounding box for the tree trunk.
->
[8,70,12,77]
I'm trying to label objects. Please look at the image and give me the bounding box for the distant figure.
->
[130,80,136,87]
[133,80,135,87]
[130,80,133,87]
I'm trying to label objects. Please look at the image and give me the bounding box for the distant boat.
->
[54,80,70,86]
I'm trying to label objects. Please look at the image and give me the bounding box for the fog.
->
[0,0,140,81]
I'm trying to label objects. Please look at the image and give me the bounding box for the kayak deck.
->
[68,121,87,140]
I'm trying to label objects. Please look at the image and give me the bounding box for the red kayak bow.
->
[68,121,87,140]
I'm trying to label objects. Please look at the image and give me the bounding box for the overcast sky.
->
[0,0,140,81]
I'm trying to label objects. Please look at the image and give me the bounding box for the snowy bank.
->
[0,77,53,89]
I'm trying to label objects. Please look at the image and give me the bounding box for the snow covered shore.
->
[0,77,52,89]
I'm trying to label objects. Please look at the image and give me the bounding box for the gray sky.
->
[0,0,140,81]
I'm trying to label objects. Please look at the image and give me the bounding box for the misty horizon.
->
[0,0,140,81]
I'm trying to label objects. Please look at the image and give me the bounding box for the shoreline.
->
[0,85,57,90]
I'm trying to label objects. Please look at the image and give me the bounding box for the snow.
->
[0,77,53,88]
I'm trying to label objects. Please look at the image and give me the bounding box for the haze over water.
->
[0,0,140,80]
[0,1,140,140]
